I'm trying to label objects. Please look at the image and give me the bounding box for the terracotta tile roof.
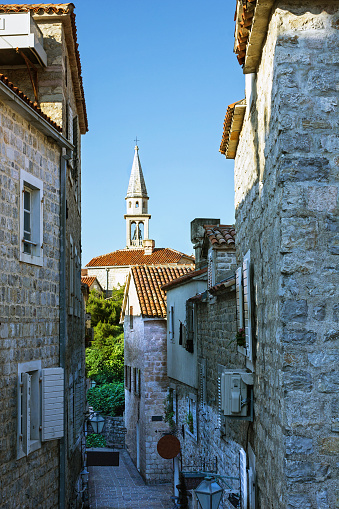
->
[81,275,97,288]
[0,73,62,131]
[204,225,236,247]
[0,3,88,133]
[209,276,236,295]
[220,99,246,158]
[86,248,195,268]
[162,267,207,291]
[234,0,275,72]
[132,265,193,318]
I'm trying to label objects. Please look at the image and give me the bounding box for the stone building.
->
[224,1,339,507]
[84,145,194,293]
[121,264,193,483]
[163,222,243,506]
[163,2,339,508]
[0,4,88,508]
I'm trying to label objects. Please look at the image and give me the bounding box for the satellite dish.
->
[157,434,180,459]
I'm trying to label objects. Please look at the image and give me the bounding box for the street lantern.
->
[89,412,105,434]
[80,467,89,485]
[195,476,223,509]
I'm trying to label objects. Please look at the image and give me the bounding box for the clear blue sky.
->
[77,1,244,264]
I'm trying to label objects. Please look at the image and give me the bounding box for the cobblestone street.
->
[88,450,173,509]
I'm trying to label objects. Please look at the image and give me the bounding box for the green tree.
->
[86,287,125,384]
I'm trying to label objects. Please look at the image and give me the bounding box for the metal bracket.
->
[16,48,39,105]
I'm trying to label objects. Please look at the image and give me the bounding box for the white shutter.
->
[240,449,248,509]
[243,251,253,361]
[21,372,31,455]
[236,266,244,328]
[42,367,64,441]
[200,359,206,411]
[248,467,255,509]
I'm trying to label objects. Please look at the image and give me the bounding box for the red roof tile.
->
[219,99,245,157]
[209,277,236,295]
[86,248,195,268]
[162,267,207,291]
[81,275,97,288]
[132,265,193,318]
[0,73,62,131]
[0,3,88,133]
[204,225,236,248]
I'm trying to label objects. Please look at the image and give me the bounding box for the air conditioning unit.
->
[0,13,47,66]
[221,370,253,417]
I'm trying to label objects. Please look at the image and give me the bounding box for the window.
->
[68,367,83,450]
[186,393,197,440]
[240,446,256,509]
[20,170,43,266]
[135,201,139,208]
[236,250,253,363]
[17,361,64,459]
[124,365,131,391]
[169,305,174,342]
[185,301,195,353]
[134,368,141,397]
[130,306,134,329]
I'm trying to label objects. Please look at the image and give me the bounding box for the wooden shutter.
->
[21,372,31,455]
[248,466,255,509]
[243,251,253,361]
[42,368,64,441]
[186,301,194,353]
[240,449,248,509]
[208,251,214,288]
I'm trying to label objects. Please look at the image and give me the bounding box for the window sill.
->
[20,253,43,266]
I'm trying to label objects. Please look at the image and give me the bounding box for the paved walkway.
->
[88,450,173,509]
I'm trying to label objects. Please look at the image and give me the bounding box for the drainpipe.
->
[59,152,68,509]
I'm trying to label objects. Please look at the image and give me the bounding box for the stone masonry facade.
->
[124,316,173,484]
[232,1,339,507]
[0,102,62,508]
[0,7,87,509]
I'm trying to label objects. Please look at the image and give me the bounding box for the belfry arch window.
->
[135,201,139,208]
[129,201,132,208]
[138,222,144,241]
[131,222,137,241]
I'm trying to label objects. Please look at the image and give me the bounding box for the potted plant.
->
[185,411,194,434]
[164,390,176,434]
[236,328,246,347]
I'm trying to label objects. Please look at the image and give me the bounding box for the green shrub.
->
[87,382,125,416]
[86,433,107,448]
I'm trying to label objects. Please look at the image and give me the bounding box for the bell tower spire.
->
[125,145,151,249]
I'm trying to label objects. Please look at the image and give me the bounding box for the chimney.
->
[143,239,155,255]
[190,218,220,269]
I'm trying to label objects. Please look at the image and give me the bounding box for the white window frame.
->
[20,170,43,266]
[17,361,64,459]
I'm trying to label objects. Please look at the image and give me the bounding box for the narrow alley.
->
[88,450,173,509]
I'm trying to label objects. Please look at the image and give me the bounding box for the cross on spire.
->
[134,136,139,146]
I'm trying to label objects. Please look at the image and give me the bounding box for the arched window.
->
[129,201,132,208]
[131,222,137,241]
[135,201,139,208]
[138,222,144,241]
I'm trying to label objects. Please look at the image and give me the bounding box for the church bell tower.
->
[125,145,151,249]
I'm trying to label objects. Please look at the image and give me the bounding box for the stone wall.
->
[104,416,126,449]
[124,316,173,484]
[233,1,339,507]
[0,100,61,508]
[170,290,247,508]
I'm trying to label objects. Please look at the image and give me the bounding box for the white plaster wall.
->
[166,280,207,388]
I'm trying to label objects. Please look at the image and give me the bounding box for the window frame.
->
[19,170,44,266]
